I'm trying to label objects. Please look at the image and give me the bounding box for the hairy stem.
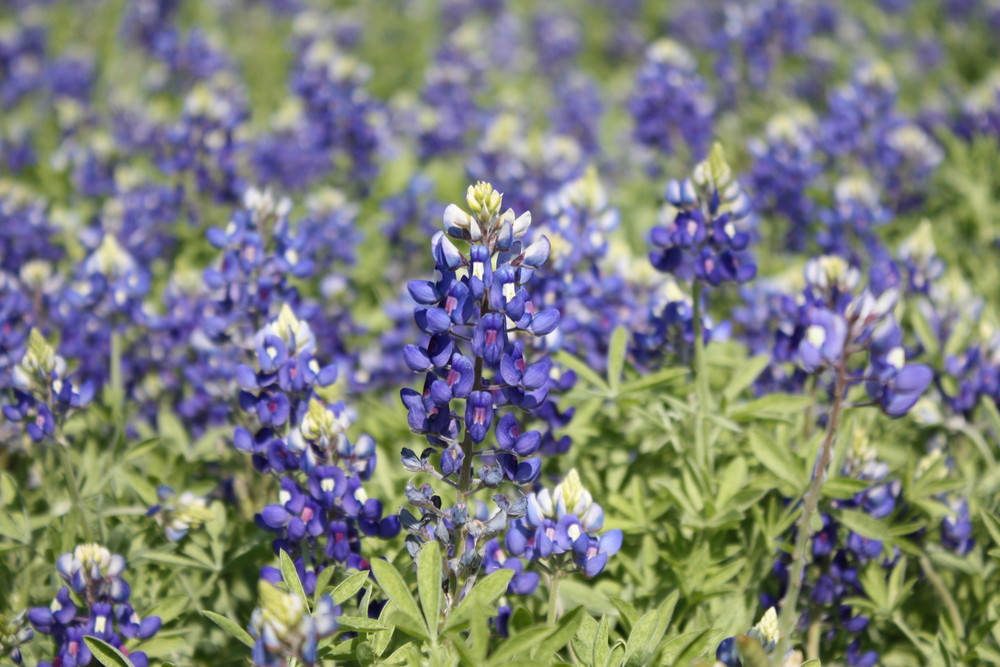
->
[777,354,848,653]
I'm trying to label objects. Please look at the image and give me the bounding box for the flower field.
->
[2,1,1000,665]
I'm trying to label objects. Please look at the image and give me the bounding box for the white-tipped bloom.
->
[746,607,779,652]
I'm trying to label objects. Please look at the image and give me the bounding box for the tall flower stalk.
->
[774,256,932,655]
[400,181,621,617]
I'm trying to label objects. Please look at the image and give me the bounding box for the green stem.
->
[58,441,93,542]
[691,281,712,473]
[777,354,849,654]
[547,571,562,626]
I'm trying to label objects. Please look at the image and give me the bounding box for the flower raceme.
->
[648,142,757,287]
[400,183,621,602]
[29,544,161,667]
[796,256,933,418]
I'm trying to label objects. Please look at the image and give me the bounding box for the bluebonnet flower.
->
[549,74,604,156]
[467,114,588,216]
[716,606,805,667]
[531,168,632,370]
[747,109,821,251]
[648,142,756,286]
[29,544,161,667]
[941,496,975,555]
[3,329,94,444]
[530,12,582,78]
[0,21,47,108]
[146,486,215,541]
[415,39,487,160]
[815,177,891,263]
[233,303,397,579]
[249,580,340,667]
[399,181,571,600]
[956,70,1000,139]
[505,470,622,579]
[633,270,727,371]
[156,74,248,203]
[0,611,34,665]
[120,0,180,53]
[629,39,714,161]
[709,0,815,107]
[0,182,64,274]
[819,62,899,160]
[874,122,943,212]
[264,33,382,193]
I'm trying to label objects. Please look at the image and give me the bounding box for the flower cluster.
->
[2,329,93,443]
[797,256,932,418]
[237,305,399,571]
[29,544,161,667]
[248,580,340,667]
[0,611,33,665]
[146,485,215,542]
[399,181,568,597]
[503,469,622,578]
[629,39,714,162]
[648,143,756,287]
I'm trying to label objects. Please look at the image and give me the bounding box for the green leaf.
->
[84,636,135,667]
[624,607,669,667]
[983,396,1000,449]
[337,616,391,632]
[555,350,609,393]
[487,626,558,665]
[607,325,627,392]
[822,477,874,499]
[723,354,770,402]
[0,471,18,504]
[980,509,1000,546]
[143,595,189,624]
[313,565,339,605]
[836,510,890,542]
[135,550,214,571]
[385,605,430,640]
[417,539,442,639]
[371,601,395,657]
[331,569,370,605]
[748,429,805,491]
[534,606,585,660]
[201,610,254,648]
[618,367,688,395]
[370,557,424,630]
[609,597,639,634]
[279,549,308,607]
[659,628,722,665]
[572,614,599,666]
[594,615,610,667]
[124,436,162,462]
[656,590,680,632]
[908,304,940,359]
[728,394,814,421]
[442,568,514,633]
